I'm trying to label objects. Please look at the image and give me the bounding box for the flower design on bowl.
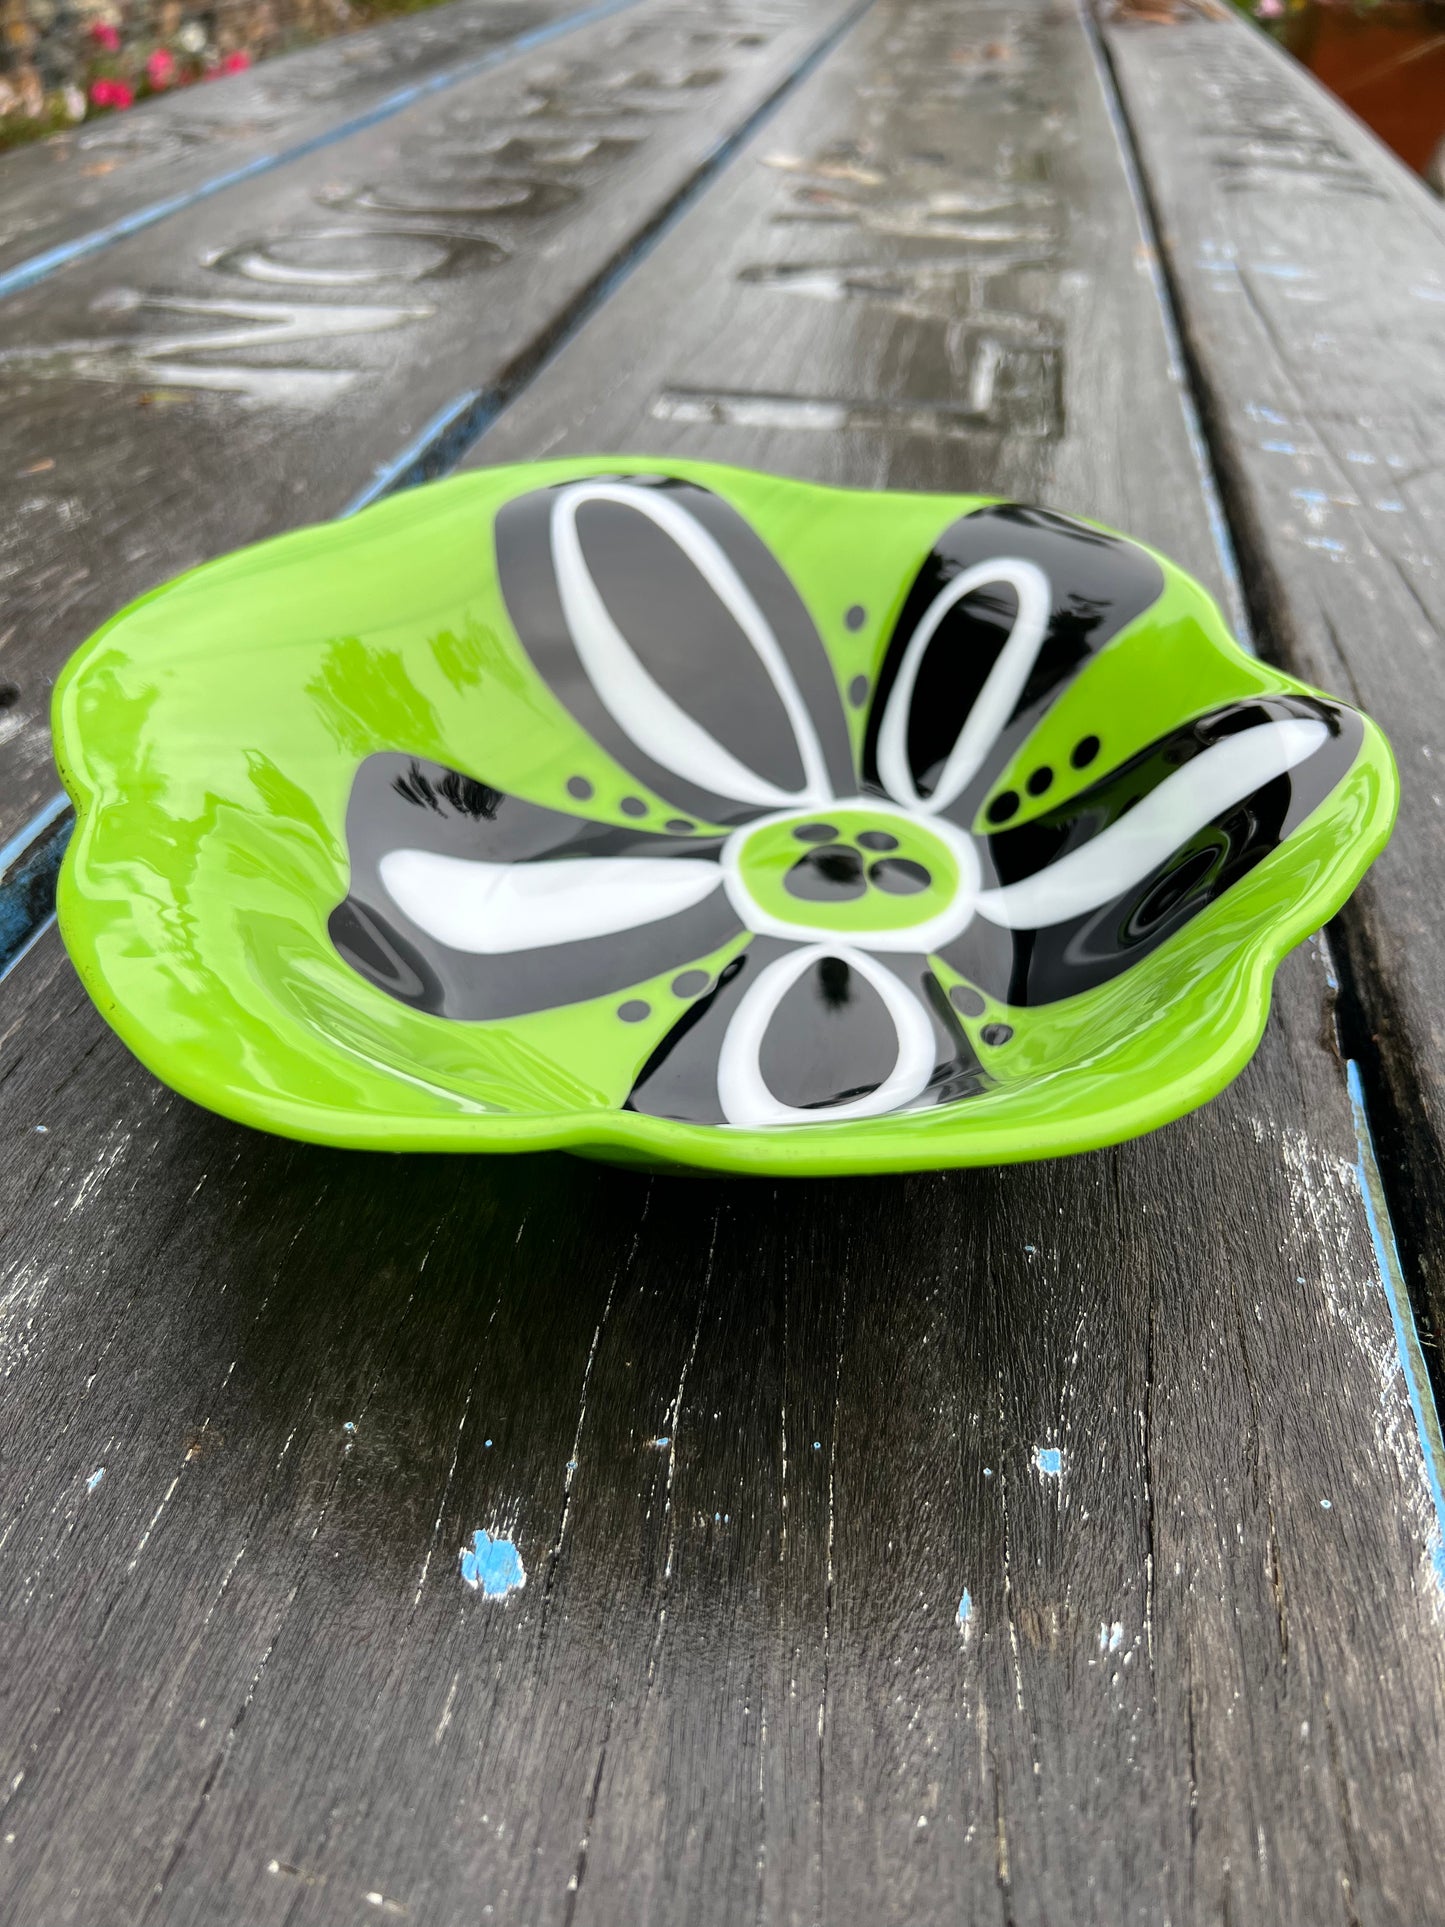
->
[54,460,1396,1170]
[328,469,1379,1134]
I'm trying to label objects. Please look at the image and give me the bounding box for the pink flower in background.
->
[90,77,135,109]
[89,20,121,50]
[202,49,250,80]
[1257,0,1283,14]
[147,48,176,87]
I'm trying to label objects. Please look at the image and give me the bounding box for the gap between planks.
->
[1086,0,1445,1472]
[0,0,649,305]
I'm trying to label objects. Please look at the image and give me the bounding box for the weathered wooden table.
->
[4,0,1445,1919]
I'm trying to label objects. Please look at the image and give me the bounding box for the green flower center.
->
[734,808,961,936]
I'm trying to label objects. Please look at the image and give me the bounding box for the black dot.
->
[981,1022,1014,1047]
[950,984,986,1018]
[665,817,695,834]
[847,674,869,708]
[792,821,838,843]
[619,796,648,818]
[0,684,18,712]
[986,790,1020,825]
[857,829,898,852]
[618,999,651,1023]
[672,970,710,998]
[1071,735,1101,770]
[566,774,593,801]
[869,857,930,895]
[784,845,866,902]
[844,604,866,631]
[1026,765,1053,797]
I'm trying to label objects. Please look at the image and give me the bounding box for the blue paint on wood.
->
[1076,0,1251,646]
[1034,1446,1063,1478]
[86,1467,105,1493]
[0,0,650,305]
[460,1528,526,1597]
[1347,1060,1445,1593]
[344,0,875,515]
[955,1589,972,1631]
[0,796,72,981]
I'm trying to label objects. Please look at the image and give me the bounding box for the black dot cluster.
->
[566,773,694,836]
[986,734,1101,825]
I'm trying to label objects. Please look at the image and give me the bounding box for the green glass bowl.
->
[53,459,1397,1175]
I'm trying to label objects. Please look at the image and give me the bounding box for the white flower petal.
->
[877,556,1054,815]
[551,481,832,811]
[975,717,1329,930]
[378,849,724,953]
[715,942,937,1128]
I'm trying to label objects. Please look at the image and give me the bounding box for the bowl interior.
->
[54,459,1396,1171]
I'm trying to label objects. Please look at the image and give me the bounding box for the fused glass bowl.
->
[53,459,1397,1175]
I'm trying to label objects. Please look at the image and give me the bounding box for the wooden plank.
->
[0,0,610,293]
[3,2,1445,1924]
[1100,6,1445,1348]
[0,0,856,849]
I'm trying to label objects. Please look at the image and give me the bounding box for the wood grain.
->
[0,0,598,288]
[0,0,855,847]
[3,0,1445,1922]
[1101,5,1445,1355]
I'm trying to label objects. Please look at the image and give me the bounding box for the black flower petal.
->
[863,504,1166,827]
[496,476,855,827]
[626,938,989,1126]
[936,695,1362,1005]
[331,751,741,1020]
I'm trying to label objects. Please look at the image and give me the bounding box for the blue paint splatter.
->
[460,1529,526,1597]
[0,796,72,981]
[1261,439,1300,455]
[86,1467,105,1493]
[1033,1446,1063,1478]
[955,1589,972,1631]
[1348,1061,1445,1595]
